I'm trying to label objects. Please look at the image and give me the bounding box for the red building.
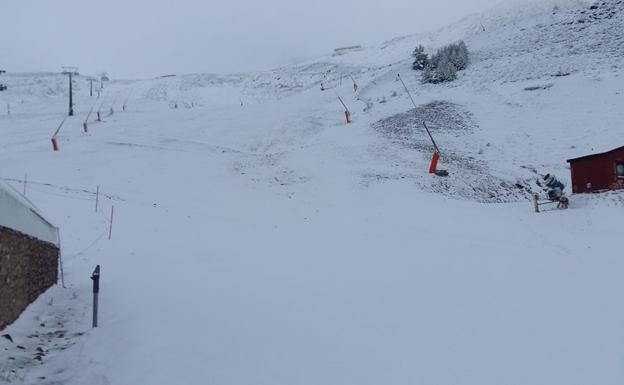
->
[567,146,624,193]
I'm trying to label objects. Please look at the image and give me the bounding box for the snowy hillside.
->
[1,0,624,384]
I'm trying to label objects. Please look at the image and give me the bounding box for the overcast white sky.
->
[1,0,509,79]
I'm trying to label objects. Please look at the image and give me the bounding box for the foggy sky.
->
[2,0,509,79]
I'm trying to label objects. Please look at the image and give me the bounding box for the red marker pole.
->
[51,137,59,151]
[51,116,67,151]
[349,74,358,92]
[335,94,351,124]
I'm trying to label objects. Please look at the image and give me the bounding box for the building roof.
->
[0,180,59,245]
[567,145,624,163]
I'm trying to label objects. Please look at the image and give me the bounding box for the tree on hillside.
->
[412,45,429,71]
[422,53,457,84]
[448,41,469,71]
[421,41,469,84]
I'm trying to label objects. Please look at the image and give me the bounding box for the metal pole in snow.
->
[397,73,418,110]
[97,96,108,121]
[109,93,121,116]
[83,105,95,133]
[51,115,67,151]
[91,265,100,328]
[334,90,349,109]
[68,72,74,117]
[108,205,114,240]
[397,73,442,156]
[422,121,441,155]
[23,174,27,196]
[95,185,99,212]
[349,74,358,92]
[53,116,68,138]
[122,89,133,111]
[336,94,348,111]
[338,96,350,122]
[333,91,351,123]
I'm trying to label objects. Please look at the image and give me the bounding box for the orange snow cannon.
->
[429,152,440,174]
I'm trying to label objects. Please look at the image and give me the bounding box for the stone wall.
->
[0,225,59,330]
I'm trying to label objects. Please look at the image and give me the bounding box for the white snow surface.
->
[1,0,624,384]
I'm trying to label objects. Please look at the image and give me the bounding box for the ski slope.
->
[1,0,624,384]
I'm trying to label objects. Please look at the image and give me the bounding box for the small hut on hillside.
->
[567,146,624,193]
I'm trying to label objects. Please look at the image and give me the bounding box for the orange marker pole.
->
[429,152,440,173]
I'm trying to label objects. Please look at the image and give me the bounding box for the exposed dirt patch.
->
[371,101,536,202]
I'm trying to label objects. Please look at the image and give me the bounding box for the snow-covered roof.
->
[0,180,59,245]
[567,146,624,163]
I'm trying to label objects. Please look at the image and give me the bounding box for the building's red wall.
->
[570,149,624,193]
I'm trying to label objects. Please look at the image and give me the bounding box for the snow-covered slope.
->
[1,0,624,384]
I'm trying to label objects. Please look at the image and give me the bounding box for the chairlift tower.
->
[99,72,109,90]
[87,77,97,97]
[62,66,79,116]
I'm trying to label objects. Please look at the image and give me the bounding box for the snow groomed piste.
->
[1,0,624,384]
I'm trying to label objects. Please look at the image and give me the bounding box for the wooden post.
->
[533,193,540,213]
[108,205,114,240]
[95,185,99,213]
